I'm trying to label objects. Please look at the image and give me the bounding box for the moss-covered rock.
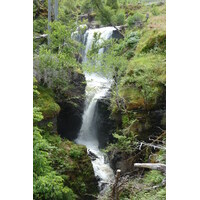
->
[44,134,98,199]
[33,85,61,134]
[34,86,61,119]
[119,53,166,111]
[119,87,145,110]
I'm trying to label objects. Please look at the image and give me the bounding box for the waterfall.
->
[75,27,116,191]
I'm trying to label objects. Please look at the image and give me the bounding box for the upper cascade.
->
[82,27,116,62]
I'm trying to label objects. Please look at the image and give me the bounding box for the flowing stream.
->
[75,27,116,191]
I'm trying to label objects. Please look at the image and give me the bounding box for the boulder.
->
[94,92,116,149]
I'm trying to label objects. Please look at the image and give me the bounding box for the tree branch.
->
[93,1,124,37]
[139,142,166,150]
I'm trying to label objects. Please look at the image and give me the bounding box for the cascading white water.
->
[75,27,116,191]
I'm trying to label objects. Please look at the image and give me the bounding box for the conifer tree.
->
[48,0,51,45]
[106,0,119,10]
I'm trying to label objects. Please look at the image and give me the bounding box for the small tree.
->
[48,0,51,45]
[106,0,119,10]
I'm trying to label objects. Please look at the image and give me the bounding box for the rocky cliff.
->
[57,69,86,140]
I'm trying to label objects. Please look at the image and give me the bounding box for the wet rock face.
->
[57,103,83,140]
[94,93,116,149]
[57,71,86,140]
[112,29,124,40]
[38,117,58,134]
[107,93,166,174]
[108,150,132,174]
[131,109,166,142]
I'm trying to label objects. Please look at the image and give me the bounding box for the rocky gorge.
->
[33,0,166,199]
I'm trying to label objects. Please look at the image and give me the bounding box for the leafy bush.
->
[47,21,78,55]
[33,172,76,200]
[152,5,160,16]
[114,32,140,59]
[33,18,48,34]
[127,12,144,27]
[144,170,164,185]
[106,133,137,153]
[69,146,84,159]
[34,48,73,95]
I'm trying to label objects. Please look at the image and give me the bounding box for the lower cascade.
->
[75,27,116,191]
[75,73,114,191]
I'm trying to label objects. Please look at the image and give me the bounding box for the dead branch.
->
[127,131,166,165]
[34,34,48,40]
[112,169,121,200]
[134,163,166,173]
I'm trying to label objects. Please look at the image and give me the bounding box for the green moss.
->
[75,67,83,74]
[119,53,165,110]
[127,53,166,80]
[34,86,61,119]
[119,87,145,110]
[130,5,166,55]
[136,30,166,54]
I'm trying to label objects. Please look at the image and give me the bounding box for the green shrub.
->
[127,12,144,27]
[156,188,166,199]
[152,5,160,16]
[33,172,76,200]
[69,146,84,159]
[33,18,48,34]
[106,133,137,153]
[106,0,119,10]
[144,170,164,185]
[126,32,140,48]
[115,32,140,59]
